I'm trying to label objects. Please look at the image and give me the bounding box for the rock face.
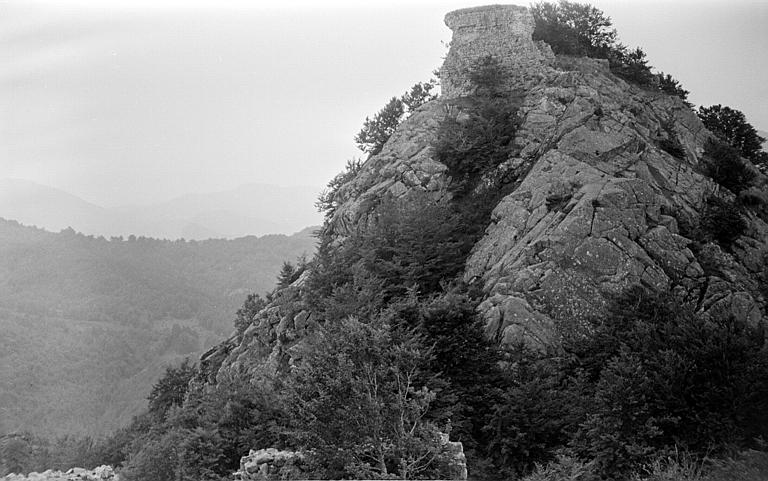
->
[1,466,117,481]
[333,3,765,349]
[204,2,767,387]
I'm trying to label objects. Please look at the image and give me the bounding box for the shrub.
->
[658,119,686,160]
[433,98,519,193]
[699,195,748,249]
[702,139,756,194]
[433,56,521,197]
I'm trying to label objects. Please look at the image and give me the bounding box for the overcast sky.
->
[1,0,766,207]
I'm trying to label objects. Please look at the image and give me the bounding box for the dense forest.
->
[0,219,316,438]
[3,1,768,480]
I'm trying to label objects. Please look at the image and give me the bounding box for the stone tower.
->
[439,4,555,98]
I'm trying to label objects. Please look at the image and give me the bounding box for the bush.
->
[433,97,520,193]
[433,56,521,197]
[699,195,748,249]
[702,139,757,194]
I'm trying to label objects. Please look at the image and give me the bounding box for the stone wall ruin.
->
[440,4,555,98]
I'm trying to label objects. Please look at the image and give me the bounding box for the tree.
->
[531,0,617,57]
[0,436,32,475]
[701,138,756,194]
[566,287,768,475]
[355,96,405,156]
[698,104,766,161]
[355,81,437,157]
[655,72,689,100]
[531,1,688,99]
[316,158,362,220]
[285,317,448,479]
[277,261,297,288]
[401,80,438,112]
[147,358,196,419]
[234,293,267,335]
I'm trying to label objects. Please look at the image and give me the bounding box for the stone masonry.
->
[440,4,555,98]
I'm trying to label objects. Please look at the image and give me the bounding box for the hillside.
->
[5,3,768,481]
[0,219,316,436]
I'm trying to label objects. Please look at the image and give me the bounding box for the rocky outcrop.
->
[205,3,766,380]
[1,466,116,481]
[328,4,767,349]
[233,448,305,481]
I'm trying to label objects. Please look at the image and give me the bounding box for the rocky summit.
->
[201,3,766,380]
[72,4,768,480]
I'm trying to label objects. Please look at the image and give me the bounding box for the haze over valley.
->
[0,179,322,240]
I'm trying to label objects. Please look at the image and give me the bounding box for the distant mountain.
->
[0,219,317,436]
[0,179,324,239]
[0,179,118,236]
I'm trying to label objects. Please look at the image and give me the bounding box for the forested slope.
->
[0,219,316,436]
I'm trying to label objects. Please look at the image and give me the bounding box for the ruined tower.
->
[439,4,555,98]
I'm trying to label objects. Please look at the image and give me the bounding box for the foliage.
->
[484,286,768,479]
[565,287,768,476]
[120,373,284,481]
[698,105,767,162]
[531,0,616,58]
[487,348,588,476]
[316,158,363,221]
[147,359,196,420]
[655,72,690,100]
[699,196,748,249]
[658,119,686,160]
[381,289,504,455]
[433,56,522,197]
[521,455,597,481]
[234,292,267,335]
[355,96,405,157]
[308,192,483,318]
[355,80,437,156]
[702,139,756,194]
[433,96,520,193]
[284,316,449,479]
[531,1,689,100]
[469,55,508,97]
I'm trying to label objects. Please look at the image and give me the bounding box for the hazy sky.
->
[1,0,766,206]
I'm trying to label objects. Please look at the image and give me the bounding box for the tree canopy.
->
[698,104,767,162]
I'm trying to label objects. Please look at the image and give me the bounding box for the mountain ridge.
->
[0,179,323,240]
